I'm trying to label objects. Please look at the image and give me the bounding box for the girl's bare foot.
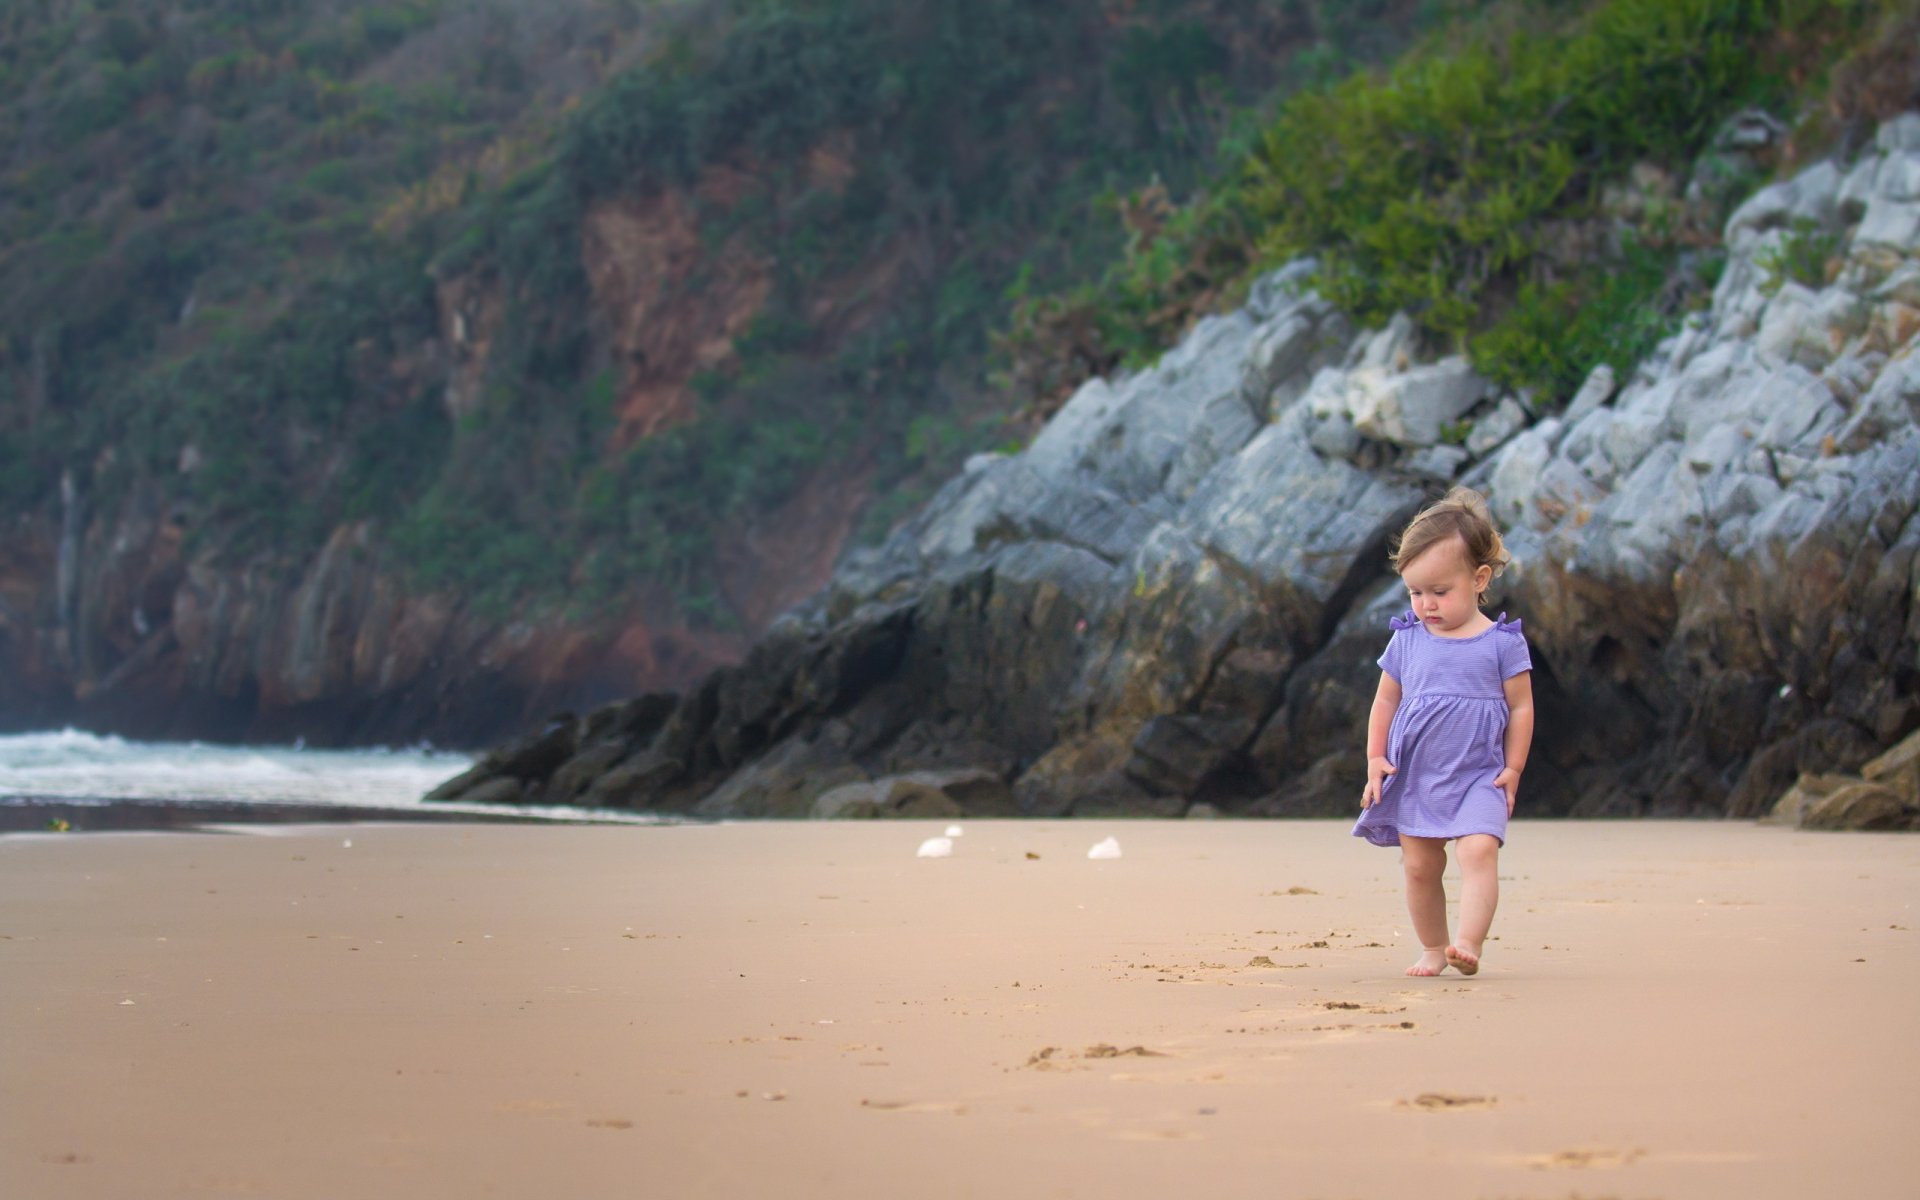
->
[1445,942,1481,976]
[1405,947,1448,977]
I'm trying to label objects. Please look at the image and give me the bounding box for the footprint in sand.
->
[1110,1127,1202,1141]
[860,1099,966,1115]
[1526,1147,1644,1169]
[1400,1092,1496,1111]
[1084,1043,1168,1059]
[1023,1044,1167,1070]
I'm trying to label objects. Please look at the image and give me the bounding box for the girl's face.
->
[1400,535,1491,635]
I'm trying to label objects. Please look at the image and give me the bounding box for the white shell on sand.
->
[944,825,964,838]
[1087,836,1122,860]
[916,836,954,859]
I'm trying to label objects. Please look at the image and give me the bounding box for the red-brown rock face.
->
[581,176,772,448]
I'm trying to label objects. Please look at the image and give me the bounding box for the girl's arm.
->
[1493,670,1534,815]
[1361,671,1402,808]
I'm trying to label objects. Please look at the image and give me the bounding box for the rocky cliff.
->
[0,494,756,747]
[0,162,956,748]
[435,113,1920,816]
[0,194,861,747]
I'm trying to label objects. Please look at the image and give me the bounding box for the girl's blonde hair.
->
[1391,486,1511,601]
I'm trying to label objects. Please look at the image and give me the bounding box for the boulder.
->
[811,782,888,819]
[456,776,529,808]
[578,752,684,809]
[1861,727,1920,802]
[1764,772,1855,826]
[1561,364,1617,423]
[1123,713,1256,796]
[1012,728,1161,818]
[1466,396,1530,457]
[1343,358,1489,447]
[810,769,1013,819]
[1724,160,1841,249]
[424,717,577,801]
[541,740,627,806]
[1755,283,1831,369]
[692,738,867,819]
[1800,780,1919,831]
[1241,277,1350,412]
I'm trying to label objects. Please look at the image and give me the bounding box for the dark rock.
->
[499,718,581,781]
[1801,780,1918,831]
[811,783,886,820]
[1248,752,1366,818]
[1123,714,1255,797]
[578,752,685,810]
[424,716,577,801]
[423,759,496,802]
[1863,728,1920,799]
[811,769,1013,820]
[1777,729,1920,830]
[690,737,867,819]
[542,740,628,806]
[457,776,529,808]
[1012,729,1155,817]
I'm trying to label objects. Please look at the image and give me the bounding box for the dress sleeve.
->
[1495,613,1532,680]
[1378,611,1417,681]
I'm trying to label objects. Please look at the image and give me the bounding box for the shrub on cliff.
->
[1002,0,1896,410]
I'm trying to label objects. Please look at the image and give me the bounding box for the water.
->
[0,728,669,832]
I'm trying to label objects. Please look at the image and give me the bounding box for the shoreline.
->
[0,796,675,835]
[0,793,1839,837]
[3,819,1914,1198]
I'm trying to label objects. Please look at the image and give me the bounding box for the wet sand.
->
[2,819,1914,1198]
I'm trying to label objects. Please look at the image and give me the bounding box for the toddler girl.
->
[1353,487,1534,977]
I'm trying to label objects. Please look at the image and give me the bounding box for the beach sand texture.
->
[2,819,1914,1199]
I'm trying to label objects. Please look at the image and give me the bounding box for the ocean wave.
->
[0,728,469,808]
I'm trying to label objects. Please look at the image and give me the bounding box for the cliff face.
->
[0,179,871,747]
[0,492,749,747]
[435,113,1920,817]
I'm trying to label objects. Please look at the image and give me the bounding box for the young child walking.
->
[1353,487,1534,977]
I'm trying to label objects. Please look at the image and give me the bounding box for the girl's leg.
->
[1398,835,1450,976]
[1448,833,1501,975]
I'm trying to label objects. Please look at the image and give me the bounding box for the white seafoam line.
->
[0,727,678,827]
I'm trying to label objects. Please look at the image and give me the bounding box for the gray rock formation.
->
[436,114,1920,822]
[1767,727,1920,831]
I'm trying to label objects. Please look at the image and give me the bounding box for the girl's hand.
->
[1493,766,1521,815]
[1362,756,1396,809]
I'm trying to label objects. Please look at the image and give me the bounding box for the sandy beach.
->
[2,818,1914,1199]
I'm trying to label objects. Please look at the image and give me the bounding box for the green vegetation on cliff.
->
[1003,0,1910,409]
[0,0,659,532]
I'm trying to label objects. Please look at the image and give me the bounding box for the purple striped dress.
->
[1352,610,1531,847]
